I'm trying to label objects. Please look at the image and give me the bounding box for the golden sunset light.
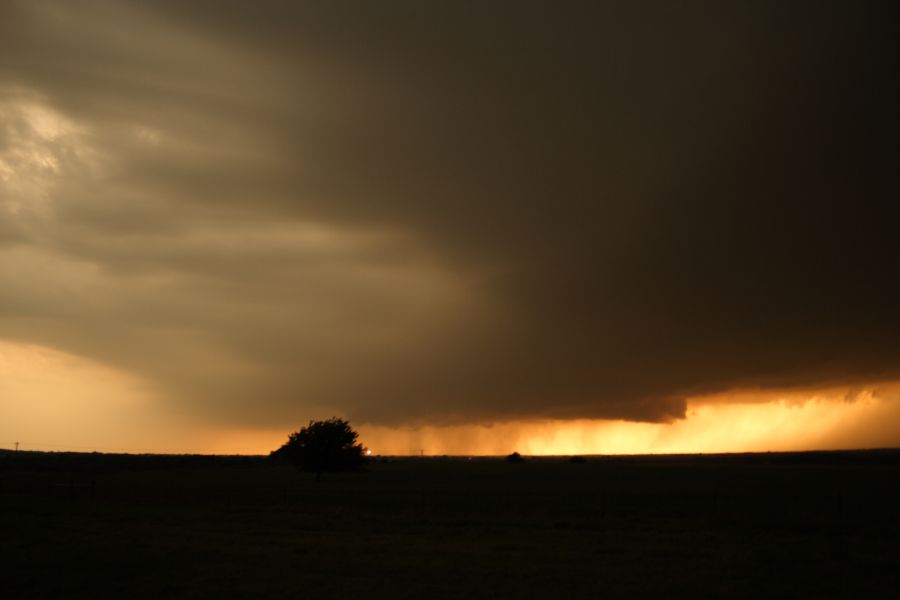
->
[5,336,897,455]
[313,385,900,457]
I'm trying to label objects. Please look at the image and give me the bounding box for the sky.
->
[1,0,898,455]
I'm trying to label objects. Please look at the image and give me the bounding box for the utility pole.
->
[14,441,19,452]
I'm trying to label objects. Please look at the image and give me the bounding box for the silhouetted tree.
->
[271,418,365,480]
[506,451,525,463]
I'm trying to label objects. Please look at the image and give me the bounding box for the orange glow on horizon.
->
[2,340,900,456]
[355,386,900,456]
[224,385,900,457]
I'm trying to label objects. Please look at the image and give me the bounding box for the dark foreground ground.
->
[2,449,900,598]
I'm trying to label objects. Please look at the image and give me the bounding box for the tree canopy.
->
[271,418,365,479]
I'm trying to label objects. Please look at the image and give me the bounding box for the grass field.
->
[2,450,899,598]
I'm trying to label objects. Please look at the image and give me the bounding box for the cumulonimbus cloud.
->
[1,0,897,429]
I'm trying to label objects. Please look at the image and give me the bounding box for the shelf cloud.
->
[1,1,897,435]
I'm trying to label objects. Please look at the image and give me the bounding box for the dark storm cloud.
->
[1,0,897,426]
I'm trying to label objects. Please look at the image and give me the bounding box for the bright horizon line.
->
[4,341,900,457]
[4,446,900,458]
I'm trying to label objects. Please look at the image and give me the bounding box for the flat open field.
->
[2,450,900,598]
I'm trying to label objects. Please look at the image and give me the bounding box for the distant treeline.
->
[586,449,900,466]
[2,448,900,473]
[0,449,267,472]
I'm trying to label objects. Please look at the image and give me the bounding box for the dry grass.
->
[2,451,899,598]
